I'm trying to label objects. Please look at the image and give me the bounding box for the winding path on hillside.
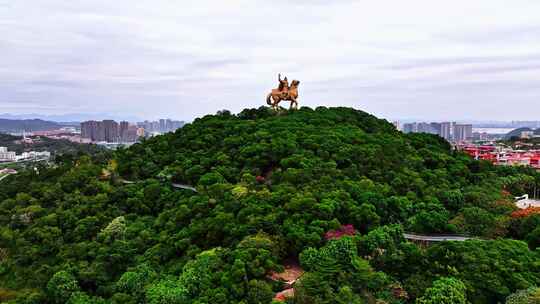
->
[0,174,12,183]
[403,233,472,242]
[0,157,49,167]
[120,178,198,193]
[171,183,198,192]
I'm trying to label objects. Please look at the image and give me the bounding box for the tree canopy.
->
[0,106,539,303]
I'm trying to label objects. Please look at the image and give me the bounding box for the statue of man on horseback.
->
[278,73,289,98]
[266,73,300,110]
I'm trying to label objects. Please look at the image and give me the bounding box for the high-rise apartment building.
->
[136,119,184,134]
[453,124,473,142]
[429,122,441,135]
[417,122,439,134]
[102,120,119,143]
[96,122,106,142]
[403,123,418,133]
[81,120,100,141]
[440,122,454,141]
[81,120,133,143]
[159,119,166,132]
[119,121,129,141]
[399,120,474,143]
[124,125,138,142]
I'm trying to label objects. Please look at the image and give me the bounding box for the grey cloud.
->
[27,80,87,89]
[189,59,247,70]
[385,54,540,70]
[458,64,540,75]
[2,0,540,121]
[440,25,540,45]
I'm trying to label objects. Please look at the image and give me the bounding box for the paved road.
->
[0,157,49,166]
[121,179,197,192]
[171,183,198,192]
[403,233,472,242]
[0,172,17,183]
[0,158,51,167]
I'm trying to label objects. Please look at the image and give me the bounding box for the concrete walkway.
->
[0,157,49,167]
[515,195,540,209]
[403,233,472,242]
[120,179,198,192]
[171,183,198,192]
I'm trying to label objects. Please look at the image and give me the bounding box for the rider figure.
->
[278,73,289,98]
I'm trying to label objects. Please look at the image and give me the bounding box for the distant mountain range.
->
[0,119,65,133]
[0,113,142,123]
[504,127,540,139]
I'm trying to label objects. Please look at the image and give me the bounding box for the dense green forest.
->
[0,107,539,303]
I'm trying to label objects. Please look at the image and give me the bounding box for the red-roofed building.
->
[460,145,540,170]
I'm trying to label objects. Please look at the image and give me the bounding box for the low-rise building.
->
[0,147,16,162]
[0,146,51,162]
[521,131,535,139]
[461,144,540,169]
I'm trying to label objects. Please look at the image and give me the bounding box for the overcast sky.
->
[1,0,540,121]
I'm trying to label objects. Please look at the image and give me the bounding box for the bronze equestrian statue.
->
[266,73,300,110]
[277,74,289,98]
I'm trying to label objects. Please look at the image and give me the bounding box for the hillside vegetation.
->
[0,107,539,304]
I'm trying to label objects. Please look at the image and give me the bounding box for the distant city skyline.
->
[0,112,145,123]
[80,118,184,143]
[3,111,540,127]
[0,112,185,123]
[2,1,540,120]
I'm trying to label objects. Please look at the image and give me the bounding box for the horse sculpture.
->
[266,79,300,110]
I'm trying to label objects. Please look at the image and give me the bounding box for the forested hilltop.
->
[1,107,539,304]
